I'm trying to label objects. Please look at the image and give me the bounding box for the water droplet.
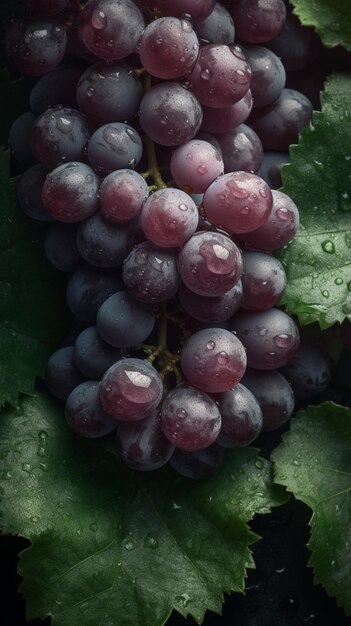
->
[335,277,343,285]
[37,445,48,457]
[255,460,264,469]
[144,533,158,548]
[176,593,192,607]
[347,280,351,291]
[274,333,292,348]
[90,522,98,532]
[21,462,32,473]
[91,9,107,29]
[172,502,182,510]
[339,191,351,212]
[216,351,229,364]
[200,68,211,80]
[197,164,208,174]
[31,516,39,523]
[179,203,188,211]
[206,340,215,350]
[321,240,335,254]
[38,431,48,440]
[176,408,187,419]
[123,539,134,551]
[321,290,329,298]
[257,326,267,336]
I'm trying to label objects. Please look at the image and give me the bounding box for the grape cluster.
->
[6,0,330,479]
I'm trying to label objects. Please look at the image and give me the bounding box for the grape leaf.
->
[289,0,351,50]
[0,150,69,407]
[277,72,351,329]
[0,394,286,626]
[272,402,351,615]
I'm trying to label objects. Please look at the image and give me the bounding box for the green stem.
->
[158,302,168,351]
[144,136,167,190]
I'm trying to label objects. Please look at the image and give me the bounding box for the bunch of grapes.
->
[6,0,331,479]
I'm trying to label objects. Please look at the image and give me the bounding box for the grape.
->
[141,0,216,23]
[76,212,138,268]
[177,230,242,297]
[178,281,242,323]
[100,358,163,421]
[230,0,286,44]
[100,169,149,224]
[25,0,70,17]
[215,383,263,447]
[203,171,273,234]
[231,308,300,370]
[44,222,81,273]
[215,123,263,173]
[30,106,91,170]
[180,327,247,393]
[240,250,286,310]
[73,326,122,379]
[200,91,253,134]
[79,0,145,61]
[256,151,289,189]
[65,381,117,438]
[29,68,82,116]
[97,291,156,348]
[170,140,224,194]
[280,340,332,400]
[67,11,102,63]
[242,368,294,431]
[242,189,300,251]
[195,3,235,45]
[141,188,199,248]
[116,410,175,471]
[169,444,225,479]
[123,241,180,304]
[244,45,286,109]
[266,9,319,72]
[76,62,143,125]
[46,346,84,401]
[248,88,313,150]
[66,264,124,323]
[5,18,67,76]
[160,383,221,450]
[138,17,199,80]
[42,162,100,223]
[17,164,54,222]
[87,123,143,175]
[8,112,36,170]
[139,82,203,146]
[188,44,252,108]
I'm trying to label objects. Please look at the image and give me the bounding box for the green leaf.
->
[0,150,69,407]
[0,394,286,626]
[277,72,351,329]
[272,402,351,615]
[289,0,351,51]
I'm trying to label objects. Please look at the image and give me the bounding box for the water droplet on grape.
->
[274,334,291,348]
[206,340,215,350]
[216,351,229,364]
[200,68,211,80]
[91,9,107,30]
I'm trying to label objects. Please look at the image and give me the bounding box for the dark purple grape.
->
[138,17,199,79]
[73,326,122,379]
[8,112,36,169]
[139,82,203,146]
[256,151,289,189]
[141,188,199,248]
[241,250,286,310]
[79,0,145,61]
[201,91,253,134]
[44,222,81,273]
[195,3,235,45]
[242,368,294,431]
[180,327,247,393]
[280,340,332,400]
[177,230,243,297]
[216,383,263,447]
[96,291,155,348]
[65,381,117,438]
[169,444,225,479]
[76,62,143,124]
[244,45,286,108]
[5,18,67,76]
[29,67,82,115]
[42,162,100,223]
[100,358,163,421]
[123,241,180,304]
[116,410,175,471]
[170,140,224,194]
[204,171,273,234]
[46,346,84,401]
[76,212,137,268]
[141,0,216,23]
[230,0,286,44]
[17,164,54,222]
[231,308,300,370]
[188,44,252,108]
[30,106,91,170]
[99,169,148,224]
[242,189,300,251]
[215,123,263,173]
[248,88,313,150]
[87,123,143,175]
[161,383,221,451]
[178,281,242,323]
[266,10,320,72]
[66,264,124,323]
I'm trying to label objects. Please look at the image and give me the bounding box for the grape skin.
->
[65,381,117,438]
[242,368,295,431]
[100,169,149,224]
[42,162,100,223]
[170,140,224,194]
[18,164,54,222]
[73,326,122,380]
[216,124,263,173]
[240,250,286,310]
[141,188,199,248]
[44,222,81,273]
[66,264,124,324]
[46,346,84,401]
[215,383,263,447]
[123,241,180,304]
[242,189,300,251]
[96,291,156,348]
[178,281,242,323]
[5,18,67,76]
[169,444,225,479]
[87,123,143,176]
